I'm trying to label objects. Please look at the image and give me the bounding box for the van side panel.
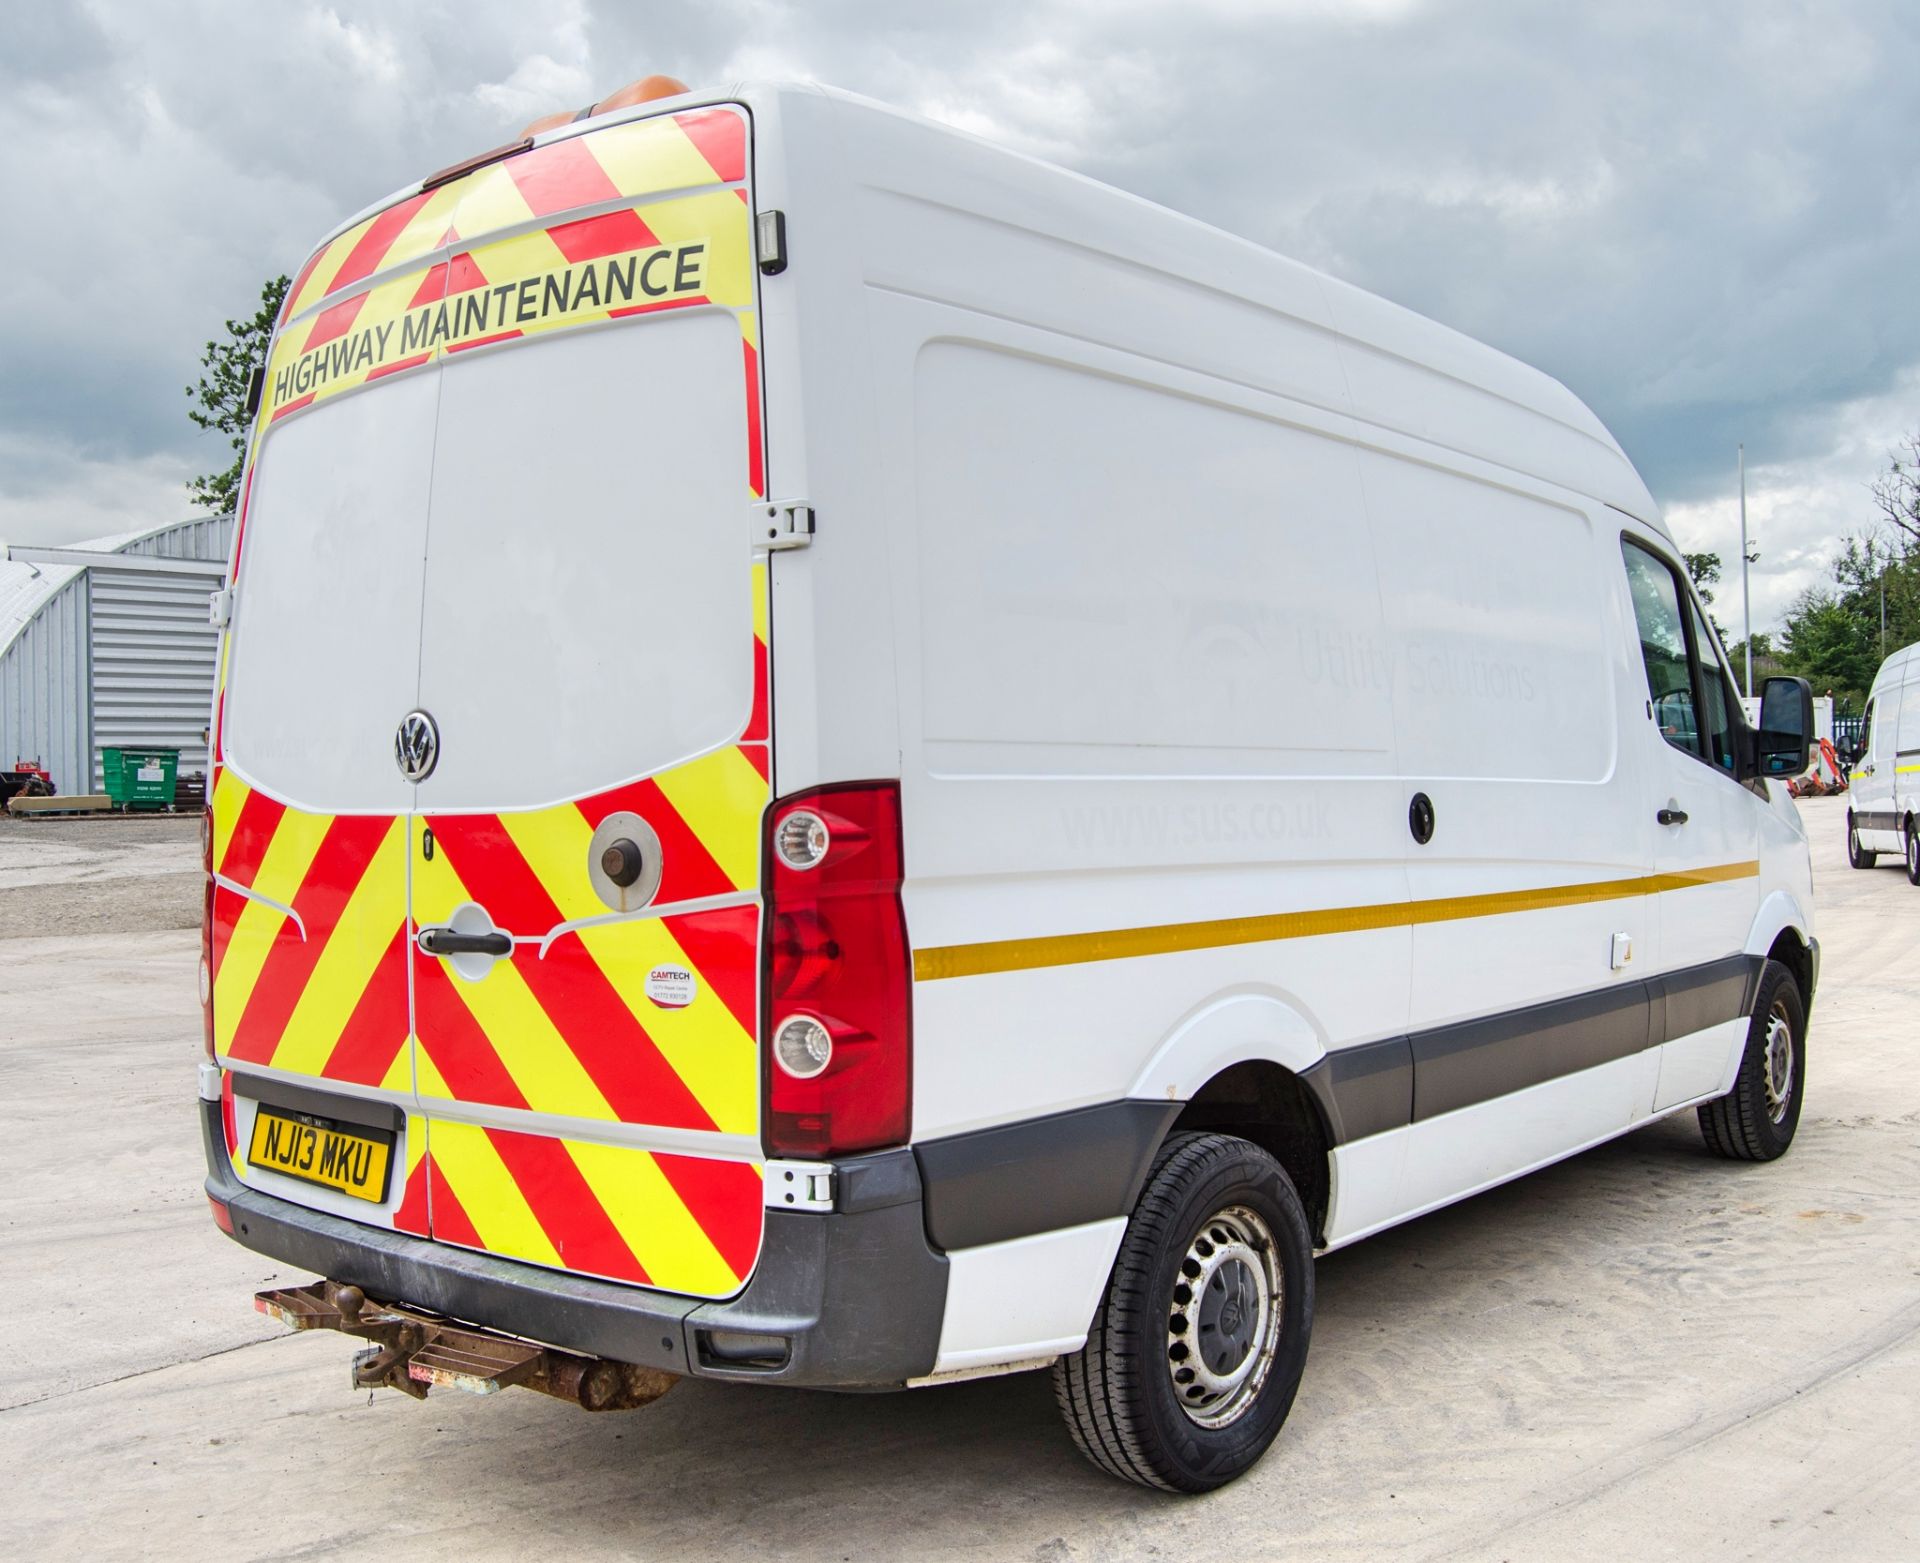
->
[1361,450,1653,1035]
[879,309,1414,1145]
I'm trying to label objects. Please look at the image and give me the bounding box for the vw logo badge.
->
[395,709,439,782]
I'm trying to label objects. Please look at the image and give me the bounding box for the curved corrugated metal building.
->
[1,516,232,796]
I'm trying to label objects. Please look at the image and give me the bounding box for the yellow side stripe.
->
[913,860,1761,983]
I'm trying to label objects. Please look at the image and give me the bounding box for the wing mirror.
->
[1744,675,1814,781]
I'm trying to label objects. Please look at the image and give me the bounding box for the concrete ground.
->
[1,795,1916,1561]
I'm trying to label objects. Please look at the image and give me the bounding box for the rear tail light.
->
[762,783,910,1157]
[200,803,216,1060]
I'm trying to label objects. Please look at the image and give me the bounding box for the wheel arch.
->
[1126,993,1341,1244]
[1746,890,1814,1006]
[1162,1059,1334,1247]
[1127,991,1328,1100]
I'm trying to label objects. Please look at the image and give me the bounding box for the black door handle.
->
[417,927,513,958]
[1657,807,1689,826]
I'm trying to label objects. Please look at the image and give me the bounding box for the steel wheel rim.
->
[1908,828,1918,875]
[1762,1001,1795,1125]
[1165,1204,1282,1429]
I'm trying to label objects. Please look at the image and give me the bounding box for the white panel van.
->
[1847,640,1920,881]
[200,82,1821,1491]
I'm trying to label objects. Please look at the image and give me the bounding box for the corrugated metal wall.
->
[0,572,89,793]
[118,514,234,563]
[2,518,233,797]
[87,558,225,787]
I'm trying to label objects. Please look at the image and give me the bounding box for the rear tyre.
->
[1905,818,1920,886]
[1052,1132,1313,1493]
[1846,815,1877,869]
[1698,960,1805,1162]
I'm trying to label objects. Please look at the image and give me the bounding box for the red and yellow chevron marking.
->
[209,768,412,1093]
[418,1122,761,1296]
[278,108,745,326]
[254,105,762,495]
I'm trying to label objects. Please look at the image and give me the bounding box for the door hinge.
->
[756,209,788,275]
[755,499,814,551]
[763,1160,834,1212]
[208,586,236,628]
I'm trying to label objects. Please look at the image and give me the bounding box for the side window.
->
[1871,690,1897,760]
[1687,599,1739,771]
[1621,539,1699,758]
[1860,700,1876,763]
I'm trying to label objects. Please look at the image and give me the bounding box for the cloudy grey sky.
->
[2,0,1915,631]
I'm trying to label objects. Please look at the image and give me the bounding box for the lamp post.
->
[1738,443,1752,697]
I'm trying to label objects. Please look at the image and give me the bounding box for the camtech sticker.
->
[645,964,698,1009]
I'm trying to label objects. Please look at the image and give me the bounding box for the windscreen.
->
[412,312,752,811]
[220,372,438,813]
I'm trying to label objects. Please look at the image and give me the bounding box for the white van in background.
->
[201,81,1821,1492]
[1847,640,1920,881]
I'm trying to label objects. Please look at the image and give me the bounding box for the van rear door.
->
[408,315,769,1299]
[223,104,771,1295]
[401,108,770,1299]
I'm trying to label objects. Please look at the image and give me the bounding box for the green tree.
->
[1777,586,1879,702]
[1771,429,1920,702]
[1869,432,1920,555]
[1683,549,1734,647]
[1682,551,1722,602]
[184,274,289,515]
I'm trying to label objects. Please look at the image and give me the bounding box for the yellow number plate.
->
[248,1107,392,1202]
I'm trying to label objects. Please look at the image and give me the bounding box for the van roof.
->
[297,80,1664,531]
[1872,640,1920,690]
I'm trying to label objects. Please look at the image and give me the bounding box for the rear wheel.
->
[1698,960,1805,1161]
[1847,814,1877,869]
[1905,818,1920,885]
[1052,1132,1313,1492]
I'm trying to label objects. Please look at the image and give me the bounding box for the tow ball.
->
[255,1280,677,1411]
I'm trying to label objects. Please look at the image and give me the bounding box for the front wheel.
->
[1699,960,1805,1161]
[1847,815,1877,869]
[1053,1132,1314,1492]
[1905,818,1920,885]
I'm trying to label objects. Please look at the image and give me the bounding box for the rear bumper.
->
[201,1102,948,1390]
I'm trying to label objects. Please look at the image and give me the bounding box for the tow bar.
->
[255,1280,678,1411]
